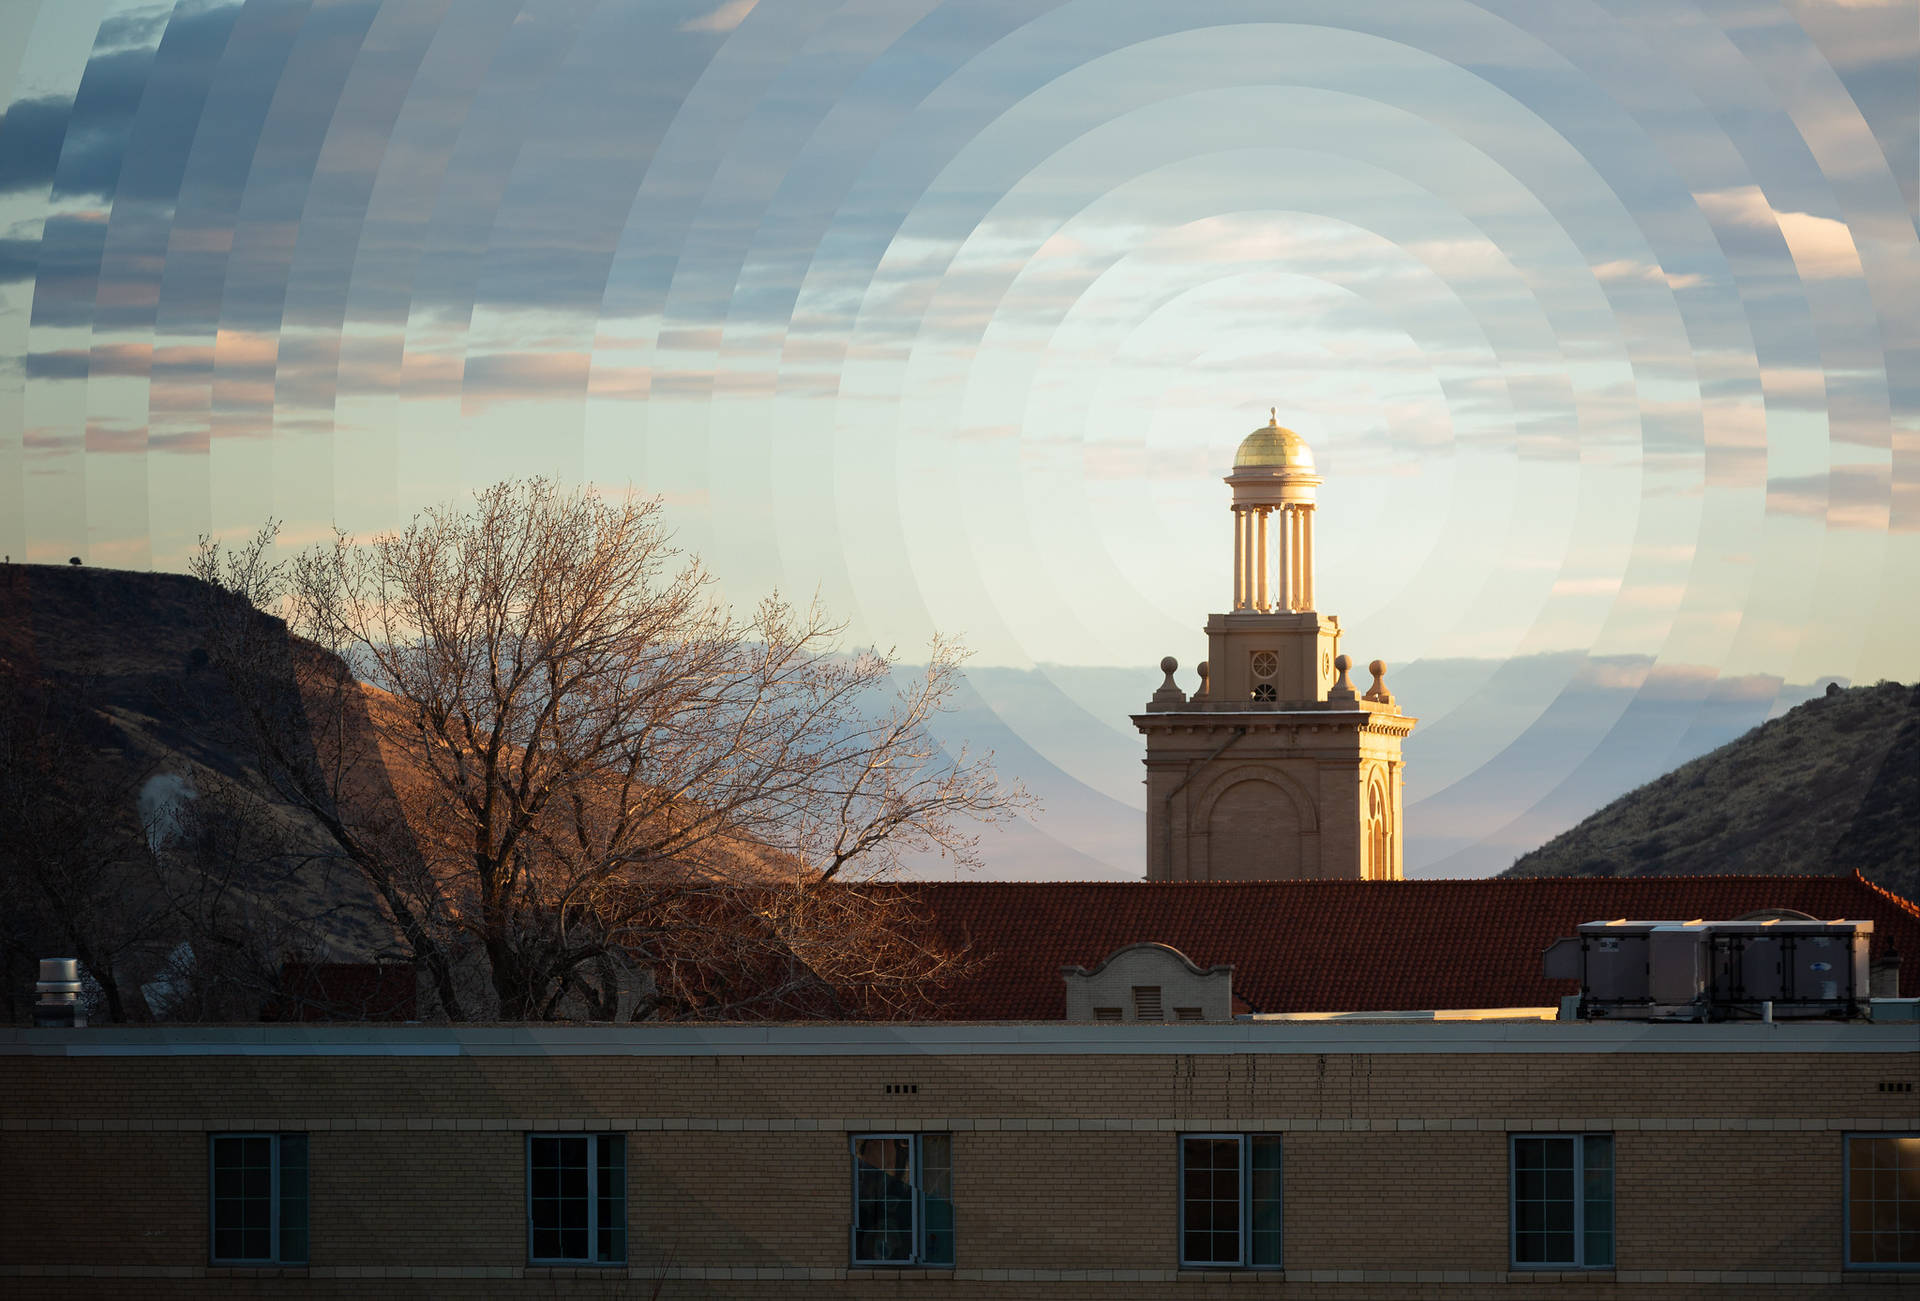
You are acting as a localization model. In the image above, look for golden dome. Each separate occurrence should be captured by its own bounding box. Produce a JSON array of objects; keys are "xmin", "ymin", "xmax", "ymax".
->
[{"xmin": 1233, "ymin": 410, "xmax": 1314, "ymax": 471}]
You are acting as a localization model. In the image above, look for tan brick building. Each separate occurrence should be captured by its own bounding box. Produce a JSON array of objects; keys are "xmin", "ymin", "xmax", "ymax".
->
[{"xmin": 5, "ymin": 1019, "xmax": 1919, "ymax": 1298}]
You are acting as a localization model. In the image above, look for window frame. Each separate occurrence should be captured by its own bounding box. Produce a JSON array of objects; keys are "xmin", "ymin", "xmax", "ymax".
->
[
  {"xmin": 1844, "ymin": 1132, "xmax": 1920, "ymax": 1270},
  {"xmin": 208, "ymin": 1131, "xmax": 308, "ymax": 1266},
  {"xmin": 525, "ymin": 1132, "xmax": 626, "ymax": 1266},
  {"xmin": 1508, "ymin": 1132, "xmax": 1614, "ymax": 1270},
  {"xmin": 1177, "ymin": 1132, "xmax": 1283, "ymax": 1270},
  {"xmin": 848, "ymin": 1131, "xmax": 954, "ymax": 1268}
]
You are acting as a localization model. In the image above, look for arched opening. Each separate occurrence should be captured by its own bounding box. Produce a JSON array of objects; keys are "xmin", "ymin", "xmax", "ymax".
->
[{"xmin": 1366, "ymin": 778, "xmax": 1390, "ymax": 880}]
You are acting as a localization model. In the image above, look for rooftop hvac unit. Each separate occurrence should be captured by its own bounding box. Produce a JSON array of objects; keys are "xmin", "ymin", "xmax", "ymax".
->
[
  {"xmin": 1704, "ymin": 921, "xmax": 1871, "ymax": 1017},
  {"xmin": 1540, "ymin": 919, "xmax": 1872, "ymax": 1022}
]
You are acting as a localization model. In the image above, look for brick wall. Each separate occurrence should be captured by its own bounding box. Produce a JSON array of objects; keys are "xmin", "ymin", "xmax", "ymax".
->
[{"xmin": 2, "ymin": 1037, "xmax": 1917, "ymax": 1297}]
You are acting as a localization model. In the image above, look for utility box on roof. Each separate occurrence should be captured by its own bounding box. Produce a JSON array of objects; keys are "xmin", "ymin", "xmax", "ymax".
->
[
  {"xmin": 1705, "ymin": 920, "xmax": 1872, "ymax": 1016},
  {"xmin": 1545, "ymin": 920, "xmax": 1666, "ymax": 1008},
  {"xmin": 1541, "ymin": 918, "xmax": 1873, "ymax": 1021},
  {"xmin": 1649, "ymin": 923, "xmax": 1713, "ymax": 1005}
]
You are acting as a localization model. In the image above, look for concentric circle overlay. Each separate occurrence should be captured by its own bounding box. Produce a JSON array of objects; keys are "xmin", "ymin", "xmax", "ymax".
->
[{"xmin": 2, "ymin": 1, "xmax": 1913, "ymax": 877}]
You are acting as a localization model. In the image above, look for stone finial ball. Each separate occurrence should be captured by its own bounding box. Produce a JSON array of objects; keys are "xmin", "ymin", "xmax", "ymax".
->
[
  {"xmin": 1334, "ymin": 654, "xmax": 1351, "ymax": 671},
  {"xmin": 1197, "ymin": 660, "xmax": 1210, "ymax": 677},
  {"xmin": 1369, "ymin": 659, "xmax": 1386, "ymax": 677},
  {"xmin": 1159, "ymin": 655, "xmax": 1178, "ymax": 675}
]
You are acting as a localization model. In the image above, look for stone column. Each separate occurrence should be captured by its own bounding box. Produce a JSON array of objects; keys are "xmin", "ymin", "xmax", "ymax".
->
[
  {"xmin": 1244, "ymin": 508, "xmax": 1254, "ymax": 609},
  {"xmin": 1255, "ymin": 507, "xmax": 1269, "ymax": 611},
  {"xmin": 1232, "ymin": 508, "xmax": 1244, "ymax": 609},
  {"xmin": 1302, "ymin": 505, "xmax": 1314, "ymax": 610},
  {"xmin": 1276, "ymin": 505, "xmax": 1291, "ymax": 611}
]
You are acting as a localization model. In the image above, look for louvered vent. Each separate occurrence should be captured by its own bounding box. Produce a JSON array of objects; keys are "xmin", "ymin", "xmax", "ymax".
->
[{"xmin": 1132, "ymin": 985, "xmax": 1163, "ymax": 1021}]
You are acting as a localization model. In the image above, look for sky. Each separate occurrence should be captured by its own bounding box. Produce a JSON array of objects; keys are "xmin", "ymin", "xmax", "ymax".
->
[{"xmin": 1, "ymin": 0, "xmax": 1915, "ymax": 878}]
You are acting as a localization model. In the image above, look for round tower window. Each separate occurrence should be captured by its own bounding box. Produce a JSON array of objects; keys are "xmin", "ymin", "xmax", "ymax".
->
[{"xmin": 1251, "ymin": 651, "xmax": 1277, "ymax": 679}]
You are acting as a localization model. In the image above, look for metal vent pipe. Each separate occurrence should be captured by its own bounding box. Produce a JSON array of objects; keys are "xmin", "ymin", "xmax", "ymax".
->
[{"xmin": 34, "ymin": 958, "xmax": 84, "ymax": 1028}]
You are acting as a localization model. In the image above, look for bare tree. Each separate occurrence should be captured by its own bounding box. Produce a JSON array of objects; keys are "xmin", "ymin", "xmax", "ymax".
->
[{"xmin": 194, "ymin": 479, "xmax": 1028, "ymax": 1021}]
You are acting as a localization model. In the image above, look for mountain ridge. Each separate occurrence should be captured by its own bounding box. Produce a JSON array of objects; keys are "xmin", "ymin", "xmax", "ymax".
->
[{"xmin": 1502, "ymin": 679, "xmax": 1919, "ymax": 897}]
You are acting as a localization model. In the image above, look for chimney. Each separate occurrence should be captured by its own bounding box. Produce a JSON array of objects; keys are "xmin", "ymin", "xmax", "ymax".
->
[
  {"xmin": 1871, "ymin": 948, "xmax": 1903, "ymax": 999},
  {"xmin": 34, "ymin": 958, "xmax": 84, "ymax": 1028}
]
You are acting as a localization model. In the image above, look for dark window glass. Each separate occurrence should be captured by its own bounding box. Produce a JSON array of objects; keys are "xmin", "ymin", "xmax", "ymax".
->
[
  {"xmin": 1581, "ymin": 1134, "xmax": 1613, "ymax": 1268},
  {"xmin": 1249, "ymin": 1136, "xmax": 1284, "ymax": 1267},
  {"xmin": 1181, "ymin": 1136, "xmax": 1244, "ymax": 1266},
  {"xmin": 851, "ymin": 1133, "xmax": 954, "ymax": 1266},
  {"xmin": 1178, "ymin": 1133, "xmax": 1283, "ymax": 1269},
  {"xmin": 852, "ymin": 1136, "xmax": 916, "ymax": 1263},
  {"xmin": 528, "ymin": 1134, "xmax": 624, "ymax": 1264},
  {"xmin": 210, "ymin": 1133, "xmax": 307, "ymax": 1264},
  {"xmin": 277, "ymin": 1134, "xmax": 309, "ymax": 1265},
  {"xmin": 1513, "ymin": 1134, "xmax": 1612, "ymax": 1268},
  {"xmin": 596, "ymin": 1136, "xmax": 626, "ymax": 1265},
  {"xmin": 920, "ymin": 1134, "xmax": 954, "ymax": 1267},
  {"xmin": 1848, "ymin": 1136, "xmax": 1920, "ymax": 1267}
]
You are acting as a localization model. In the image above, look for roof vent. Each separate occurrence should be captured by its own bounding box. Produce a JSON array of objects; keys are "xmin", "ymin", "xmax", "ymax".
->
[{"xmin": 34, "ymin": 958, "xmax": 84, "ymax": 1028}]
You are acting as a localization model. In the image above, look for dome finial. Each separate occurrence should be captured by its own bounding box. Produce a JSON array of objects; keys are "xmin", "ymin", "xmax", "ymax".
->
[{"xmin": 1269, "ymin": 407, "xmax": 1277, "ymax": 425}]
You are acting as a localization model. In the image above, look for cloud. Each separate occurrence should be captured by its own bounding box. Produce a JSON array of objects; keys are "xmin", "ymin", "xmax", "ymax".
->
[
  {"xmin": 1695, "ymin": 186, "xmax": 1865, "ymax": 279},
  {"xmin": 1550, "ymin": 576, "xmax": 1623, "ymax": 597},
  {"xmin": 1766, "ymin": 464, "xmax": 1894, "ymax": 530},
  {"xmin": 680, "ymin": 0, "xmax": 757, "ymax": 34},
  {"xmin": 0, "ymin": 5, "xmax": 243, "ymax": 199},
  {"xmin": 1590, "ymin": 259, "xmax": 1706, "ymax": 290},
  {"xmin": 21, "ymin": 343, "xmax": 139, "ymax": 380}
]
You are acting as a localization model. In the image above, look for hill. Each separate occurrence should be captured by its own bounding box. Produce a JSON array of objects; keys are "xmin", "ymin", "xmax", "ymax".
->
[
  {"xmin": 1, "ymin": 562, "xmax": 835, "ymax": 1023},
  {"xmin": 0, "ymin": 561, "xmax": 401, "ymax": 1020},
  {"xmin": 1503, "ymin": 680, "xmax": 1920, "ymax": 896}
]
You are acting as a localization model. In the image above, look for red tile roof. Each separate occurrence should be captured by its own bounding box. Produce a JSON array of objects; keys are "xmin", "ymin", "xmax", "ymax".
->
[{"xmin": 888, "ymin": 873, "xmax": 1920, "ymax": 1019}]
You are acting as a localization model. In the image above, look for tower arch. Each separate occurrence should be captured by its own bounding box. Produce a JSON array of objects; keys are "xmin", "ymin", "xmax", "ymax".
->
[{"xmin": 1191, "ymin": 764, "xmax": 1321, "ymax": 882}]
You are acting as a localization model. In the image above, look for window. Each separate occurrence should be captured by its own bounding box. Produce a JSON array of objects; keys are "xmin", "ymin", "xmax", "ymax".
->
[
  {"xmin": 209, "ymin": 1133, "xmax": 307, "ymax": 1265},
  {"xmin": 1179, "ymin": 1134, "xmax": 1282, "ymax": 1268},
  {"xmin": 1847, "ymin": 1134, "xmax": 1920, "ymax": 1268},
  {"xmin": 527, "ymin": 1134, "xmax": 625, "ymax": 1264},
  {"xmin": 850, "ymin": 1133, "xmax": 953, "ymax": 1266},
  {"xmin": 1365, "ymin": 779, "xmax": 1389, "ymax": 880},
  {"xmin": 1511, "ymin": 1134, "xmax": 1612, "ymax": 1268}
]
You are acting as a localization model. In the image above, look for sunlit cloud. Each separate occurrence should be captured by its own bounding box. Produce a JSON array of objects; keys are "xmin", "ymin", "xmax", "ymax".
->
[
  {"xmin": 1767, "ymin": 463, "xmax": 1897, "ymax": 530},
  {"xmin": 1695, "ymin": 185, "xmax": 1866, "ymax": 280},
  {"xmin": 1591, "ymin": 259, "xmax": 1706, "ymax": 290},
  {"xmin": 680, "ymin": 1, "xmax": 758, "ymax": 35}
]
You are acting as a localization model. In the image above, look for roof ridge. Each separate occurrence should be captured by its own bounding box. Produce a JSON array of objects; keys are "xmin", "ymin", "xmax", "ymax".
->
[{"xmin": 1852, "ymin": 868, "xmax": 1920, "ymax": 924}]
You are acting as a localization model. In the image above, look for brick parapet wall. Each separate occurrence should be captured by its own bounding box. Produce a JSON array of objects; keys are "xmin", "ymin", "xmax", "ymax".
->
[
  {"xmin": 2, "ymin": 1040, "xmax": 1917, "ymax": 1297},
  {"xmin": 7, "ymin": 1048, "xmax": 1919, "ymax": 1124}
]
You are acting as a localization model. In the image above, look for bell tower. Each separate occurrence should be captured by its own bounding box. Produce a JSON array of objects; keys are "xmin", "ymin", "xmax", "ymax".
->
[{"xmin": 1133, "ymin": 413, "xmax": 1415, "ymax": 882}]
